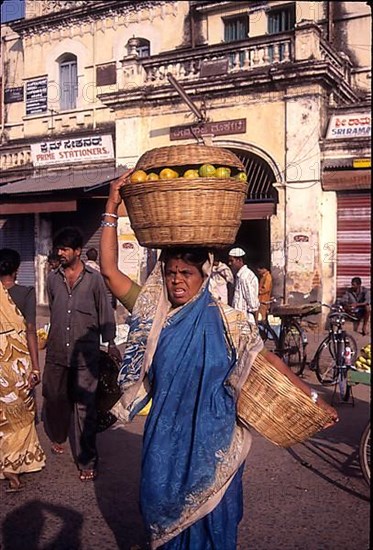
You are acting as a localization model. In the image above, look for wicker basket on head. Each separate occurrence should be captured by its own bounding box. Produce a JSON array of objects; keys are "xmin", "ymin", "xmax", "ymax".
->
[
  {"xmin": 237, "ymin": 353, "xmax": 334, "ymax": 447},
  {"xmin": 120, "ymin": 144, "xmax": 248, "ymax": 248}
]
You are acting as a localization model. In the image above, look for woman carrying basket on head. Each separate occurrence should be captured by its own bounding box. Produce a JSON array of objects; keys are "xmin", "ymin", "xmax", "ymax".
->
[{"xmin": 100, "ymin": 173, "xmax": 338, "ymax": 550}]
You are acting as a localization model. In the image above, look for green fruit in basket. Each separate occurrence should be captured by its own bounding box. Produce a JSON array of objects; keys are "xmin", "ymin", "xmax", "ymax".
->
[
  {"xmin": 235, "ymin": 172, "xmax": 248, "ymax": 182},
  {"xmin": 130, "ymin": 170, "xmax": 148, "ymax": 183},
  {"xmin": 159, "ymin": 167, "xmax": 179, "ymax": 179},
  {"xmin": 215, "ymin": 167, "xmax": 231, "ymax": 178},
  {"xmin": 183, "ymin": 169, "xmax": 199, "ymax": 178},
  {"xmin": 146, "ymin": 172, "xmax": 159, "ymax": 181},
  {"xmin": 359, "ymin": 356, "xmax": 367, "ymax": 364},
  {"xmin": 199, "ymin": 164, "xmax": 216, "ymax": 177}
]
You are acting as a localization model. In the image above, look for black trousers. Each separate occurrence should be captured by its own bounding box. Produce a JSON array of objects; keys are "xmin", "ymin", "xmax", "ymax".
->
[{"xmin": 42, "ymin": 362, "xmax": 99, "ymax": 470}]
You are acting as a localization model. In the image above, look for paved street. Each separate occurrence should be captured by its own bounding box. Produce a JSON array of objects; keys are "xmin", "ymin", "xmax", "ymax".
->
[{"xmin": 1, "ymin": 322, "xmax": 370, "ymax": 550}]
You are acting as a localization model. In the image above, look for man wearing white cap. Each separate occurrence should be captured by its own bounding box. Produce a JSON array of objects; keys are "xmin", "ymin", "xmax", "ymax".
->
[{"xmin": 228, "ymin": 247, "xmax": 259, "ymax": 324}]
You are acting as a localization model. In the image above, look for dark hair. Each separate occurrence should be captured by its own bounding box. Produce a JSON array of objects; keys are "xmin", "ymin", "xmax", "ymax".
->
[
  {"xmin": 53, "ymin": 227, "xmax": 83, "ymax": 250},
  {"xmin": 162, "ymin": 247, "xmax": 209, "ymax": 275},
  {"xmin": 47, "ymin": 251, "xmax": 60, "ymax": 262},
  {"xmin": 351, "ymin": 277, "xmax": 362, "ymax": 285},
  {"xmin": 0, "ymin": 248, "xmax": 21, "ymax": 276},
  {"xmin": 86, "ymin": 247, "xmax": 98, "ymax": 261}
]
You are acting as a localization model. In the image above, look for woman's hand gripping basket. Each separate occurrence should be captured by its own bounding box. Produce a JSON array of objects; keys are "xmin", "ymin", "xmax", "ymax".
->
[
  {"xmin": 237, "ymin": 353, "xmax": 335, "ymax": 447},
  {"xmin": 120, "ymin": 144, "xmax": 248, "ymax": 248}
]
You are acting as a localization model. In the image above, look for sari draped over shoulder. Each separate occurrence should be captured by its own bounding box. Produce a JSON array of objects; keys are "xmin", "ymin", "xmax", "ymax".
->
[
  {"xmin": 0, "ymin": 284, "xmax": 46, "ymax": 477},
  {"xmin": 112, "ymin": 256, "xmax": 263, "ymax": 549}
]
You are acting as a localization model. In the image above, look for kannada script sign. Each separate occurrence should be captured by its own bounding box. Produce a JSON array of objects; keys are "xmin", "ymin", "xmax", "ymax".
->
[
  {"xmin": 170, "ymin": 119, "xmax": 246, "ymax": 141},
  {"xmin": 326, "ymin": 113, "xmax": 371, "ymax": 139},
  {"xmin": 31, "ymin": 135, "xmax": 114, "ymax": 166}
]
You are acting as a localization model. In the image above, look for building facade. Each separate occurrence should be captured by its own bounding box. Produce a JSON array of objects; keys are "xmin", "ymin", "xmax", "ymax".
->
[{"xmin": 0, "ymin": 0, "xmax": 371, "ymax": 308}]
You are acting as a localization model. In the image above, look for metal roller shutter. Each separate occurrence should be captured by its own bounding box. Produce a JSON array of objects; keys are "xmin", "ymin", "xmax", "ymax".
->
[
  {"xmin": 0, "ymin": 214, "xmax": 35, "ymax": 286},
  {"xmin": 337, "ymin": 193, "xmax": 371, "ymax": 295}
]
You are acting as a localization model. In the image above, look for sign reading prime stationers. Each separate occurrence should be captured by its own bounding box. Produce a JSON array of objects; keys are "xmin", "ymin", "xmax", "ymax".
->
[
  {"xmin": 170, "ymin": 119, "xmax": 246, "ymax": 141},
  {"xmin": 31, "ymin": 135, "xmax": 114, "ymax": 166},
  {"xmin": 326, "ymin": 113, "xmax": 371, "ymax": 139},
  {"xmin": 26, "ymin": 78, "xmax": 48, "ymax": 115}
]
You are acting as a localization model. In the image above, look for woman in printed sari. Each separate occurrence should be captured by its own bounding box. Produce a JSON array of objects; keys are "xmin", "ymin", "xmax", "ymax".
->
[
  {"xmin": 100, "ymin": 175, "xmax": 338, "ymax": 549},
  {"xmin": 0, "ymin": 248, "xmax": 46, "ymax": 492}
]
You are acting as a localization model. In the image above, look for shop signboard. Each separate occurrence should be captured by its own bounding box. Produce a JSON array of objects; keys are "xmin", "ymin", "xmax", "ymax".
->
[
  {"xmin": 326, "ymin": 113, "xmax": 371, "ymax": 139},
  {"xmin": 26, "ymin": 78, "xmax": 48, "ymax": 115},
  {"xmin": 4, "ymin": 86, "xmax": 24, "ymax": 104},
  {"xmin": 30, "ymin": 134, "xmax": 114, "ymax": 166},
  {"xmin": 170, "ymin": 118, "xmax": 246, "ymax": 140}
]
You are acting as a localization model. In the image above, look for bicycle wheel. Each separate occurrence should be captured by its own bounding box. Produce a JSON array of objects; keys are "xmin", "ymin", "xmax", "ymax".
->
[
  {"xmin": 281, "ymin": 321, "xmax": 306, "ymax": 376},
  {"xmin": 338, "ymin": 368, "xmax": 351, "ymax": 401},
  {"xmin": 359, "ymin": 422, "xmax": 371, "ymax": 485},
  {"xmin": 315, "ymin": 336, "xmax": 339, "ymax": 385}
]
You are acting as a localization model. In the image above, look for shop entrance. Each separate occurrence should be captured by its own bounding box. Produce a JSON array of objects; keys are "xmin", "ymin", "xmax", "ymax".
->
[{"xmin": 235, "ymin": 219, "xmax": 271, "ymax": 270}]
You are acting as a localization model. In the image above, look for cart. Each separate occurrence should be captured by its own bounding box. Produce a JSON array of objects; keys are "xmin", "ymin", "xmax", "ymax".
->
[{"xmin": 347, "ymin": 369, "xmax": 371, "ymax": 485}]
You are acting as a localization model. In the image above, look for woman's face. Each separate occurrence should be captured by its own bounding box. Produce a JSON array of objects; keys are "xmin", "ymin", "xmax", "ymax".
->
[{"xmin": 165, "ymin": 258, "xmax": 204, "ymax": 307}]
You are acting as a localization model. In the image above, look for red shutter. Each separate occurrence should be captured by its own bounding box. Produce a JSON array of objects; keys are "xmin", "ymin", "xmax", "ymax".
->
[{"xmin": 337, "ymin": 193, "xmax": 371, "ymax": 295}]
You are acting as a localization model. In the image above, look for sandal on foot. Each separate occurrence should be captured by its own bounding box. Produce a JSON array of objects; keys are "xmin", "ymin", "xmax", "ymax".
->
[
  {"xmin": 5, "ymin": 483, "xmax": 24, "ymax": 493},
  {"xmin": 51, "ymin": 443, "xmax": 64, "ymax": 455},
  {"xmin": 79, "ymin": 469, "xmax": 97, "ymax": 482},
  {"xmin": 4, "ymin": 474, "xmax": 23, "ymax": 493}
]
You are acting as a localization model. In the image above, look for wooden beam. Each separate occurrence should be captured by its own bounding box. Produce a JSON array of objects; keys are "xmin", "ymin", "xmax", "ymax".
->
[{"xmin": 0, "ymin": 200, "xmax": 77, "ymax": 215}]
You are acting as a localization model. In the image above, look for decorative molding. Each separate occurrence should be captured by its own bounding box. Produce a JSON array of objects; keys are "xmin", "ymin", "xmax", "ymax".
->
[{"xmin": 13, "ymin": 1, "xmax": 178, "ymax": 38}]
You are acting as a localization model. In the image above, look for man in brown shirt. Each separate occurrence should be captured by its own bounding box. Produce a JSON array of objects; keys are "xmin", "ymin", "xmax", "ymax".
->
[
  {"xmin": 42, "ymin": 227, "xmax": 120, "ymax": 481},
  {"xmin": 257, "ymin": 265, "xmax": 273, "ymax": 321}
]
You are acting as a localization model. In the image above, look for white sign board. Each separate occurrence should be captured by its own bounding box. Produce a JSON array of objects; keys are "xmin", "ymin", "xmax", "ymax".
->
[
  {"xmin": 326, "ymin": 113, "xmax": 370, "ymax": 139},
  {"xmin": 31, "ymin": 134, "xmax": 114, "ymax": 166}
]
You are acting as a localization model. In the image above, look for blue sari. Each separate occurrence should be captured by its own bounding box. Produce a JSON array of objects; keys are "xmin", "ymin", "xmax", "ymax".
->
[
  {"xmin": 142, "ymin": 288, "xmax": 241, "ymax": 548},
  {"xmin": 113, "ymin": 259, "xmax": 262, "ymax": 549}
]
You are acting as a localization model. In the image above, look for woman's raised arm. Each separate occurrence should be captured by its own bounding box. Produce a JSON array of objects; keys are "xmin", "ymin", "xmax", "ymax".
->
[{"xmin": 100, "ymin": 171, "xmax": 134, "ymax": 299}]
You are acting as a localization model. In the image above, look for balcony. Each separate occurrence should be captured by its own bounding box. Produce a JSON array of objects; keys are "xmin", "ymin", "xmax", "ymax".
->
[{"xmin": 115, "ymin": 22, "xmax": 352, "ymax": 94}]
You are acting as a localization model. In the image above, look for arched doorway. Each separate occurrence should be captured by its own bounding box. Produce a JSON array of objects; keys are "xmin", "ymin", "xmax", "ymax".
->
[{"xmin": 224, "ymin": 146, "xmax": 279, "ymax": 273}]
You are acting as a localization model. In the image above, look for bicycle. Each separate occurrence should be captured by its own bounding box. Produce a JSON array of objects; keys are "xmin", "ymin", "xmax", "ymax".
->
[
  {"xmin": 309, "ymin": 303, "xmax": 358, "ymax": 401},
  {"xmin": 258, "ymin": 300, "xmax": 313, "ymax": 375}
]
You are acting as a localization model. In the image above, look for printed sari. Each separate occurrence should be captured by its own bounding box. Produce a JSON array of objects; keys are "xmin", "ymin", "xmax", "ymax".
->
[
  {"xmin": 112, "ymin": 255, "xmax": 262, "ymax": 549},
  {"xmin": 0, "ymin": 283, "xmax": 46, "ymax": 478}
]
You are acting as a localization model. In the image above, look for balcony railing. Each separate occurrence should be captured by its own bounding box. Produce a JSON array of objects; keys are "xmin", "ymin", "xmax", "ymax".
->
[
  {"xmin": 118, "ymin": 23, "xmax": 352, "ymax": 91},
  {"xmin": 139, "ymin": 35, "xmax": 293, "ymax": 86}
]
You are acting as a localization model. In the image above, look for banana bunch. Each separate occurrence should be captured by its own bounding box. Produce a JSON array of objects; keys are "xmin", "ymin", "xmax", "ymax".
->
[{"xmin": 355, "ymin": 344, "xmax": 371, "ymax": 372}]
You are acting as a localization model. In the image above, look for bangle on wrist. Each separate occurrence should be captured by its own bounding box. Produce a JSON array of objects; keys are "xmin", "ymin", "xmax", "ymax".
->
[
  {"xmin": 102, "ymin": 212, "xmax": 118, "ymax": 219},
  {"xmin": 101, "ymin": 221, "xmax": 118, "ymax": 228}
]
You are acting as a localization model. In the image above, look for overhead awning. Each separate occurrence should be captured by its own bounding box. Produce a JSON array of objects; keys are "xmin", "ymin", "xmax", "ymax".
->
[
  {"xmin": 322, "ymin": 169, "xmax": 371, "ymax": 191},
  {"xmin": 0, "ymin": 166, "xmax": 127, "ymax": 195},
  {"xmin": 242, "ymin": 201, "xmax": 276, "ymax": 219},
  {"xmin": 0, "ymin": 166, "xmax": 128, "ymax": 214}
]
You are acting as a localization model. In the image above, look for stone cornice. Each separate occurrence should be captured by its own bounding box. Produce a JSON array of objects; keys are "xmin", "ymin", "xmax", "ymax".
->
[{"xmin": 9, "ymin": 0, "xmax": 176, "ymax": 37}]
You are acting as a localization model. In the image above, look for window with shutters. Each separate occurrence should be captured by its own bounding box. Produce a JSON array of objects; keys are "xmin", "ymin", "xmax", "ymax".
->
[
  {"xmin": 267, "ymin": 4, "xmax": 295, "ymax": 61},
  {"xmin": 59, "ymin": 54, "xmax": 78, "ymax": 111},
  {"xmin": 137, "ymin": 38, "xmax": 150, "ymax": 58},
  {"xmin": 223, "ymin": 15, "xmax": 249, "ymax": 42},
  {"xmin": 267, "ymin": 4, "xmax": 295, "ymax": 34}
]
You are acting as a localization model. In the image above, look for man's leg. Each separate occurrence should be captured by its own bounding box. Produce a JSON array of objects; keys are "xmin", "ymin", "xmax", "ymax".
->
[
  {"xmin": 72, "ymin": 363, "xmax": 99, "ymax": 473},
  {"xmin": 362, "ymin": 305, "xmax": 370, "ymax": 335},
  {"xmin": 42, "ymin": 363, "xmax": 72, "ymax": 447}
]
